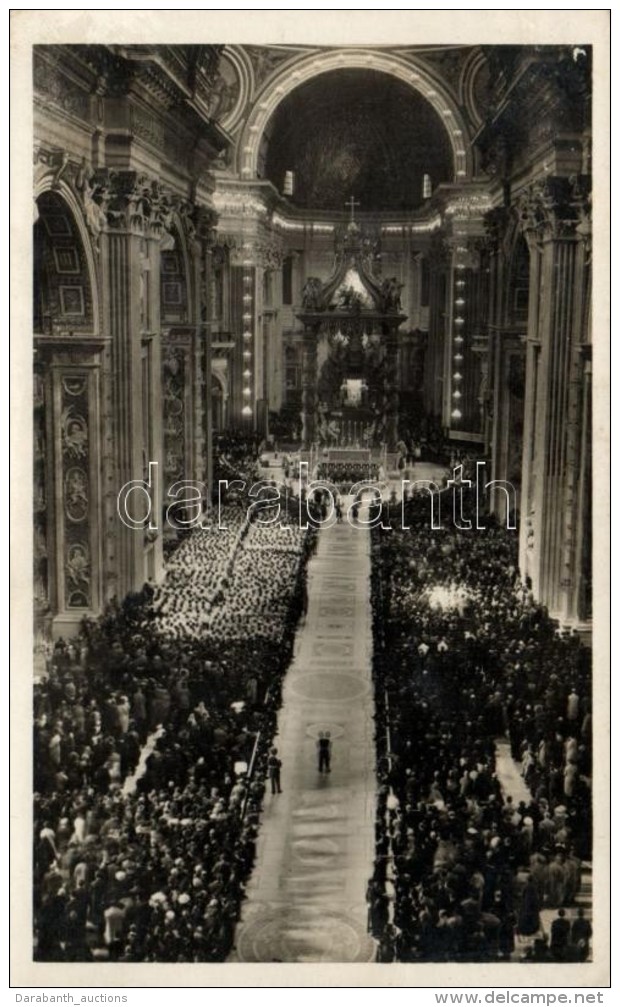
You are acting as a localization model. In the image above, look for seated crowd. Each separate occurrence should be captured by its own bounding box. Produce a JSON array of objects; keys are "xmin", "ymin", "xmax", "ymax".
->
[
  {"xmin": 157, "ymin": 505, "xmax": 247, "ymax": 635},
  {"xmin": 33, "ymin": 484, "xmax": 317, "ymax": 962},
  {"xmin": 368, "ymin": 490, "xmax": 592, "ymax": 963}
]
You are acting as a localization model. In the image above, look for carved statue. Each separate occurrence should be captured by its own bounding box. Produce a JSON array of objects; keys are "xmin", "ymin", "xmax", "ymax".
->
[
  {"xmin": 380, "ymin": 277, "xmax": 404, "ymax": 313},
  {"xmin": 60, "ymin": 406, "xmax": 88, "ymax": 459},
  {"xmin": 66, "ymin": 543, "xmax": 90, "ymax": 590},
  {"xmin": 301, "ymin": 277, "xmax": 326, "ymax": 311},
  {"xmin": 51, "ymin": 151, "xmax": 70, "ymax": 190},
  {"xmin": 75, "ymin": 159, "xmax": 108, "ymax": 241},
  {"xmin": 207, "ymin": 72, "xmax": 237, "ymax": 121},
  {"xmin": 336, "ymin": 285, "xmax": 363, "ymax": 311}
]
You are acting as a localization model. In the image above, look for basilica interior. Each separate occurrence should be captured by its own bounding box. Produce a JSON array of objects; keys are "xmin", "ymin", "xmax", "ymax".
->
[{"xmin": 31, "ymin": 43, "xmax": 595, "ymax": 966}]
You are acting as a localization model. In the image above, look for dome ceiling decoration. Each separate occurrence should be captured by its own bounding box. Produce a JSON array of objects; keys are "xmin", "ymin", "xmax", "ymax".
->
[{"xmin": 260, "ymin": 69, "xmax": 453, "ymax": 212}]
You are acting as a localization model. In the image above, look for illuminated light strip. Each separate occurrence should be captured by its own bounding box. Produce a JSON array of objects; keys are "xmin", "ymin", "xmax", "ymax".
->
[
  {"xmin": 270, "ymin": 213, "xmax": 335, "ymax": 233},
  {"xmin": 241, "ymin": 251, "xmax": 253, "ymax": 419},
  {"xmin": 216, "ymin": 199, "xmax": 441, "ymax": 236},
  {"xmin": 451, "ymin": 236, "xmax": 469, "ymax": 424},
  {"xmin": 411, "ymin": 216, "xmax": 442, "ymax": 232},
  {"xmin": 271, "ymin": 213, "xmax": 305, "ymax": 231},
  {"xmin": 382, "ymin": 214, "xmax": 442, "ymax": 235},
  {"xmin": 212, "ymin": 190, "xmax": 268, "ymax": 217},
  {"xmin": 445, "ymin": 197, "xmax": 494, "ymax": 216}
]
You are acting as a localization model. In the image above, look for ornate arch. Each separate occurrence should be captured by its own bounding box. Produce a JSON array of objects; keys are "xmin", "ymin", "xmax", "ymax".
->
[
  {"xmin": 460, "ymin": 47, "xmax": 491, "ymax": 131},
  {"xmin": 235, "ymin": 48, "xmax": 473, "ymax": 182},
  {"xmin": 216, "ymin": 45, "xmax": 256, "ymax": 135},
  {"xmin": 34, "ymin": 172, "xmax": 101, "ymax": 335}
]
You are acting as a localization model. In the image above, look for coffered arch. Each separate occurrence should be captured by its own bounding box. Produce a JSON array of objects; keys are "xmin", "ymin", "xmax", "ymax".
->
[
  {"xmin": 33, "ymin": 174, "xmax": 101, "ymax": 337},
  {"xmin": 235, "ymin": 48, "xmax": 474, "ymax": 184}
]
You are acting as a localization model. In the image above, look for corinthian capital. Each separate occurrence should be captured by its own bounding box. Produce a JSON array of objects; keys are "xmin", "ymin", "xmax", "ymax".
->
[
  {"xmin": 516, "ymin": 176, "xmax": 591, "ymax": 247},
  {"xmin": 92, "ymin": 170, "xmax": 172, "ymax": 238}
]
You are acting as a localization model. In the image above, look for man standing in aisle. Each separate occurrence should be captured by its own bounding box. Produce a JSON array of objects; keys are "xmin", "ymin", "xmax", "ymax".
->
[
  {"xmin": 317, "ymin": 731, "xmax": 332, "ymax": 773},
  {"xmin": 268, "ymin": 747, "xmax": 282, "ymax": 794}
]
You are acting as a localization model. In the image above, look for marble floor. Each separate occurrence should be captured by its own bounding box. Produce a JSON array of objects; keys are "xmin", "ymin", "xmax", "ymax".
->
[
  {"xmin": 229, "ymin": 511, "xmax": 377, "ymax": 963},
  {"xmin": 494, "ymin": 740, "xmax": 533, "ymax": 806}
]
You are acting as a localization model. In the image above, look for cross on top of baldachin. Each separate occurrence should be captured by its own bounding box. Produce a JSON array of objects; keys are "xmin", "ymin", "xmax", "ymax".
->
[{"xmin": 345, "ymin": 195, "xmax": 360, "ymax": 223}]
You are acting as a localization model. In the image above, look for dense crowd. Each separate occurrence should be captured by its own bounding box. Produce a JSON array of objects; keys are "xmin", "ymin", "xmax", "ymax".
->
[
  {"xmin": 161, "ymin": 432, "xmax": 260, "ymax": 563},
  {"xmin": 397, "ymin": 413, "xmax": 448, "ymax": 465},
  {"xmin": 368, "ymin": 488, "xmax": 592, "ymax": 963},
  {"xmin": 316, "ymin": 460, "xmax": 381, "ymax": 493},
  {"xmin": 212, "ymin": 430, "xmax": 261, "ymax": 490},
  {"xmin": 33, "ymin": 488, "xmax": 316, "ymax": 962},
  {"xmin": 32, "ymin": 419, "xmax": 594, "ymax": 965}
]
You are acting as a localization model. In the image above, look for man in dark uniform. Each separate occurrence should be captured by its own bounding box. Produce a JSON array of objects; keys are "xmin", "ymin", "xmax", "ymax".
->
[
  {"xmin": 550, "ymin": 908, "xmax": 571, "ymax": 961},
  {"xmin": 317, "ymin": 732, "xmax": 332, "ymax": 773},
  {"xmin": 571, "ymin": 908, "xmax": 592, "ymax": 961},
  {"xmin": 267, "ymin": 747, "xmax": 282, "ymax": 794}
]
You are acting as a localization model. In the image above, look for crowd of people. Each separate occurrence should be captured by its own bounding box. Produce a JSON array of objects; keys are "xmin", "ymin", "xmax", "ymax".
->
[
  {"xmin": 368, "ymin": 489, "xmax": 593, "ymax": 963},
  {"xmin": 212, "ymin": 430, "xmax": 261, "ymax": 490},
  {"xmin": 316, "ymin": 460, "xmax": 381, "ymax": 493},
  {"xmin": 33, "ymin": 482, "xmax": 317, "ymax": 962},
  {"xmin": 32, "ymin": 418, "xmax": 594, "ymax": 966},
  {"xmin": 397, "ymin": 413, "xmax": 448, "ymax": 466}
]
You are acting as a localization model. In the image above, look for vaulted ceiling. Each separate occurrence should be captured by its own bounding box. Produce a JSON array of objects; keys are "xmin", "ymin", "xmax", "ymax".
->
[{"xmin": 260, "ymin": 68, "xmax": 454, "ymax": 213}]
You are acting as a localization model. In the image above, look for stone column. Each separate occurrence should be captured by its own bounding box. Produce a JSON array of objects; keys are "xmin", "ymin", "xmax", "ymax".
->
[
  {"xmin": 471, "ymin": 334, "xmax": 491, "ymax": 452},
  {"xmin": 100, "ymin": 171, "xmax": 164, "ymax": 597},
  {"xmin": 489, "ymin": 332, "xmax": 525, "ymax": 523},
  {"xmin": 301, "ymin": 323, "xmax": 319, "ymax": 448},
  {"xmin": 201, "ymin": 254, "xmax": 214, "ymax": 498},
  {"xmin": 425, "ymin": 235, "xmax": 449, "ymax": 419},
  {"xmin": 481, "ymin": 207, "xmax": 513, "ymax": 479},
  {"xmin": 187, "ymin": 219, "xmax": 206, "ymax": 488},
  {"xmin": 383, "ymin": 325, "xmax": 400, "ymax": 449},
  {"xmin": 560, "ymin": 220, "xmax": 592, "ymax": 626},
  {"xmin": 516, "ymin": 177, "xmax": 592, "ymax": 620},
  {"xmin": 190, "ymin": 206, "xmax": 218, "ymax": 493},
  {"xmin": 563, "ymin": 347, "xmax": 592, "ymax": 626},
  {"xmin": 518, "ymin": 239, "xmax": 543, "ymax": 580}
]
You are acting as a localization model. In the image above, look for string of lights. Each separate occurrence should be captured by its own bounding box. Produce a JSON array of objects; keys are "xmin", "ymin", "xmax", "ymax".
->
[
  {"xmin": 451, "ymin": 219, "xmax": 468, "ymax": 423},
  {"xmin": 241, "ymin": 249, "xmax": 253, "ymax": 419}
]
